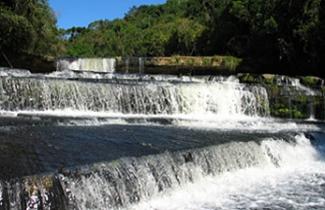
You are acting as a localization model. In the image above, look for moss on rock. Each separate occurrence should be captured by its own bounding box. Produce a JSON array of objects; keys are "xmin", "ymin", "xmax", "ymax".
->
[
  {"xmin": 270, "ymin": 103, "xmax": 306, "ymax": 119},
  {"xmin": 115, "ymin": 56, "xmax": 242, "ymax": 74},
  {"xmin": 300, "ymin": 76, "xmax": 323, "ymax": 88}
]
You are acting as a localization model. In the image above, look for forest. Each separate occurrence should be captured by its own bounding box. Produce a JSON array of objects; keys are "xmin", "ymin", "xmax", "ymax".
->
[{"xmin": 0, "ymin": 0, "xmax": 324, "ymax": 76}]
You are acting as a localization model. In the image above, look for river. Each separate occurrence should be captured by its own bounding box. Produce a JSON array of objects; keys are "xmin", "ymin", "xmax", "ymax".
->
[{"xmin": 0, "ymin": 69, "xmax": 324, "ymax": 210}]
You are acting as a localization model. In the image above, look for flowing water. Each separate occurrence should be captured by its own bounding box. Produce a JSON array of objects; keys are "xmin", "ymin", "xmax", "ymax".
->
[
  {"xmin": 56, "ymin": 58, "xmax": 116, "ymax": 73},
  {"xmin": 0, "ymin": 70, "xmax": 324, "ymax": 210}
]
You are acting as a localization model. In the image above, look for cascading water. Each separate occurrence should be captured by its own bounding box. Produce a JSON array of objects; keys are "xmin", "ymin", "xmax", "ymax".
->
[
  {"xmin": 0, "ymin": 70, "xmax": 325, "ymax": 210},
  {"xmin": 0, "ymin": 77, "xmax": 269, "ymax": 118},
  {"xmin": 56, "ymin": 58, "xmax": 116, "ymax": 73},
  {"xmin": 0, "ymin": 133, "xmax": 323, "ymax": 210},
  {"xmin": 132, "ymin": 135, "xmax": 325, "ymax": 210}
]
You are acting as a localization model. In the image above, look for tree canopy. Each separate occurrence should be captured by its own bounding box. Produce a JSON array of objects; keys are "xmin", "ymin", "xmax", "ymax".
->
[
  {"xmin": 60, "ymin": 0, "xmax": 324, "ymax": 76},
  {"xmin": 0, "ymin": 0, "xmax": 61, "ymax": 69},
  {"xmin": 0, "ymin": 0, "xmax": 324, "ymax": 76}
]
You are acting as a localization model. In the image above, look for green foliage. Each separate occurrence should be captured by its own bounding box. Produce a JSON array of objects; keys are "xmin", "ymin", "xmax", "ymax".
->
[
  {"xmin": 0, "ymin": 8, "xmax": 35, "ymax": 52},
  {"xmin": 1, "ymin": 0, "xmax": 324, "ymax": 76},
  {"xmin": 61, "ymin": 0, "xmax": 323, "ymax": 76},
  {"xmin": 238, "ymin": 73, "xmax": 259, "ymax": 83},
  {"xmin": 165, "ymin": 18, "xmax": 204, "ymax": 55},
  {"xmin": 222, "ymin": 56, "xmax": 242, "ymax": 72},
  {"xmin": 0, "ymin": 0, "xmax": 61, "ymax": 69},
  {"xmin": 62, "ymin": 0, "xmax": 205, "ymax": 57},
  {"xmin": 300, "ymin": 76, "xmax": 321, "ymax": 87},
  {"xmin": 271, "ymin": 103, "xmax": 305, "ymax": 119}
]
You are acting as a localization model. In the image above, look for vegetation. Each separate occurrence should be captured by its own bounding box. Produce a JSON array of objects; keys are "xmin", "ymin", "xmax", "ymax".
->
[
  {"xmin": 0, "ymin": 0, "xmax": 62, "ymax": 70},
  {"xmin": 0, "ymin": 0, "xmax": 324, "ymax": 76},
  {"xmin": 300, "ymin": 76, "xmax": 323, "ymax": 87}
]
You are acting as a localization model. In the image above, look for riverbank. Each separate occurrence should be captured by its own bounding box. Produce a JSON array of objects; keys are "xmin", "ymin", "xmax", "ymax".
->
[
  {"xmin": 237, "ymin": 74, "xmax": 325, "ymax": 120},
  {"xmin": 55, "ymin": 56, "xmax": 242, "ymax": 74},
  {"xmin": 4, "ymin": 55, "xmax": 323, "ymax": 79},
  {"xmin": 115, "ymin": 56, "xmax": 242, "ymax": 75}
]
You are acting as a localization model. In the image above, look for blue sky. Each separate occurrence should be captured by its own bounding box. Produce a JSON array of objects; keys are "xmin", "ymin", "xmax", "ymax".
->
[{"xmin": 49, "ymin": 0, "xmax": 166, "ymax": 29}]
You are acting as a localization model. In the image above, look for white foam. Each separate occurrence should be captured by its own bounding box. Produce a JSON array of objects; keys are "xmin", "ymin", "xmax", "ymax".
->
[
  {"xmin": 0, "ymin": 109, "xmax": 321, "ymax": 132},
  {"xmin": 130, "ymin": 135, "xmax": 325, "ymax": 210},
  {"xmin": 57, "ymin": 118, "xmax": 132, "ymax": 127},
  {"xmin": 291, "ymin": 78, "xmax": 316, "ymax": 96},
  {"xmin": 173, "ymin": 117, "xmax": 322, "ymax": 132},
  {"xmin": 56, "ymin": 58, "xmax": 116, "ymax": 73},
  {"xmin": 0, "ymin": 77, "xmax": 269, "ymax": 117},
  {"xmin": 0, "ymin": 68, "xmax": 31, "ymax": 77},
  {"xmin": 131, "ymin": 163, "xmax": 325, "ymax": 210}
]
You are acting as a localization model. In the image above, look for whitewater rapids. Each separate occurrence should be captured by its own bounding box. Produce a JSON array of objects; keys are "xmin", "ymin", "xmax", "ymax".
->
[{"xmin": 0, "ymin": 70, "xmax": 324, "ymax": 210}]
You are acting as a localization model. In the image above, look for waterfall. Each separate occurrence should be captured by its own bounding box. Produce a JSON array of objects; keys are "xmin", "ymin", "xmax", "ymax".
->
[
  {"xmin": 0, "ymin": 71, "xmax": 324, "ymax": 210},
  {"xmin": 0, "ymin": 77, "xmax": 269, "ymax": 118},
  {"xmin": 139, "ymin": 58, "xmax": 145, "ymax": 74},
  {"xmin": 308, "ymin": 98, "xmax": 316, "ymax": 120},
  {"xmin": 56, "ymin": 58, "xmax": 116, "ymax": 73},
  {"xmin": 0, "ymin": 133, "xmax": 320, "ymax": 210}
]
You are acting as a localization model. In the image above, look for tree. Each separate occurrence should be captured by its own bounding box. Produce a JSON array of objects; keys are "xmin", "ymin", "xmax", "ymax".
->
[
  {"xmin": 60, "ymin": 0, "xmax": 324, "ymax": 76},
  {"xmin": 0, "ymin": 0, "xmax": 61, "ymax": 69},
  {"xmin": 0, "ymin": 8, "xmax": 35, "ymax": 54},
  {"xmin": 318, "ymin": 0, "xmax": 325, "ymax": 71}
]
